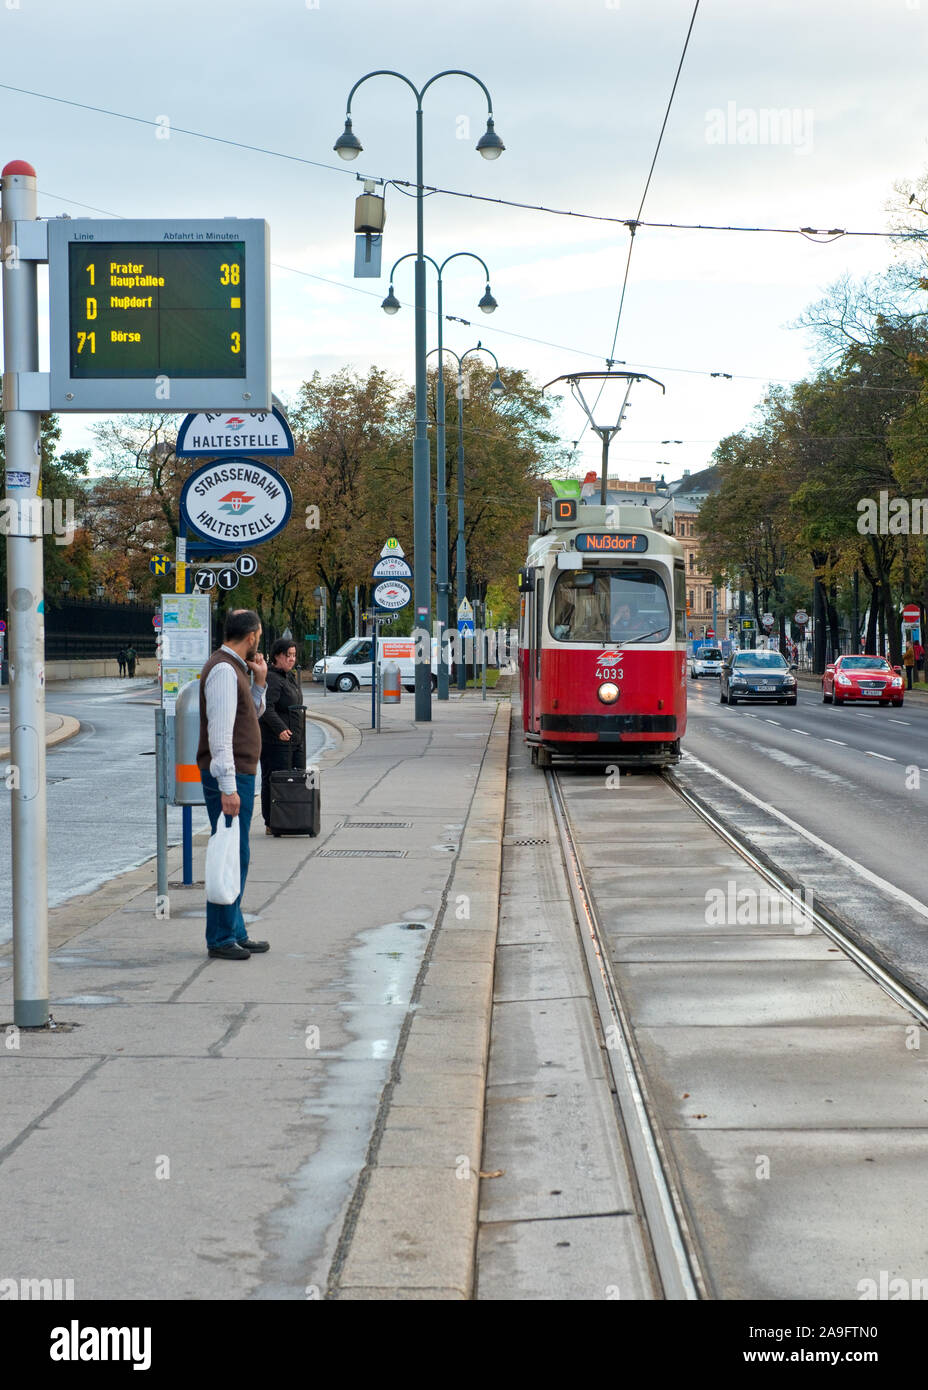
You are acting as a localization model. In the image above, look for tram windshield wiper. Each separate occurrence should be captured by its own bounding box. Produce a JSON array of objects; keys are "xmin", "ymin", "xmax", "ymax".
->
[{"xmin": 616, "ymin": 627, "xmax": 670, "ymax": 645}]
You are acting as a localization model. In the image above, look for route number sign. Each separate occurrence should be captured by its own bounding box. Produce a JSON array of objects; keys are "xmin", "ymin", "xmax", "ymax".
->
[{"xmin": 48, "ymin": 219, "xmax": 270, "ymax": 412}]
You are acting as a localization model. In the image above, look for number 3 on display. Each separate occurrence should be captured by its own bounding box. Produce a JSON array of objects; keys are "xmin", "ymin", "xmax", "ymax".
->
[{"xmin": 230, "ymin": 331, "xmax": 241, "ymax": 354}]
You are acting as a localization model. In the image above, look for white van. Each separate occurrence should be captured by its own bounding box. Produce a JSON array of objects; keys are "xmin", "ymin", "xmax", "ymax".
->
[{"xmin": 312, "ymin": 635, "xmax": 438, "ymax": 693}]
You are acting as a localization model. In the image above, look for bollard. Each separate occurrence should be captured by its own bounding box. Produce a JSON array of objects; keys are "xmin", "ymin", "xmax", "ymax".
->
[{"xmin": 382, "ymin": 660, "xmax": 401, "ymax": 704}]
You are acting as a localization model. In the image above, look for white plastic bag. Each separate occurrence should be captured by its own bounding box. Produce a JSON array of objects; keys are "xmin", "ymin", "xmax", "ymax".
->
[{"xmin": 205, "ymin": 816, "xmax": 241, "ymax": 905}]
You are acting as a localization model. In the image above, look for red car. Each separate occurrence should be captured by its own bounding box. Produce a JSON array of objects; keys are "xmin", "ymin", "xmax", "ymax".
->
[{"xmin": 822, "ymin": 654, "xmax": 905, "ymax": 706}]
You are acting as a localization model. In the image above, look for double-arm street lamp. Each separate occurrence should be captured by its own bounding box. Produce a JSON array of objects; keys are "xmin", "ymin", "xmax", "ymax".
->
[
  {"xmin": 335, "ymin": 70, "xmax": 504, "ymax": 721},
  {"xmin": 386, "ymin": 252, "xmax": 497, "ymax": 699}
]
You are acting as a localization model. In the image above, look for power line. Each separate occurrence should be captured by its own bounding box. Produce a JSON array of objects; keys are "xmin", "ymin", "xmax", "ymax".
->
[
  {"xmin": 578, "ymin": 0, "xmax": 701, "ymax": 445},
  {"xmin": 9, "ymin": 82, "xmax": 920, "ymax": 241}
]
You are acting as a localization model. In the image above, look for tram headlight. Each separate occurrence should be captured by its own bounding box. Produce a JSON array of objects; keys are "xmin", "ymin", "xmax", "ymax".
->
[{"xmin": 598, "ymin": 682, "xmax": 620, "ymax": 704}]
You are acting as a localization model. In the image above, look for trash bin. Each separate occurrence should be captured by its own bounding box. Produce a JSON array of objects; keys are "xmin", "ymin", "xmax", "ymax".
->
[
  {"xmin": 381, "ymin": 660, "xmax": 401, "ymax": 704},
  {"xmin": 173, "ymin": 678, "xmax": 205, "ymax": 805}
]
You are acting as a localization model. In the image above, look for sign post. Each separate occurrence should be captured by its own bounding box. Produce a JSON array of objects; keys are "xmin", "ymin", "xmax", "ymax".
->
[
  {"xmin": 1, "ymin": 161, "xmax": 48, "ymax": 1027},
  {"xmin": 0, "ymin": 181, "xmax": 276, "ymax": 1005},
  {"xmin": 371, "ymin": 542, "xmax": 412, "ymax": 730}
]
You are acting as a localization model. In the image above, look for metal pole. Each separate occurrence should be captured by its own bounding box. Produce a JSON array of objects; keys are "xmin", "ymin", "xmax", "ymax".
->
[
  {"xmin": 182, "ymin": 805, "xmax": 193, "ymax": 884},
  {"xmin": 321, "ymin": 590, "xmax": 327, "ymax": 697},
  {"xmin": 354, "ymin": 584, "xmax": 359, "ymax": 638},
  {"xmin": 599, "ymin": 431, "xmax": 610, "ymax": 507},
  {"xmin": 155, "ymin": 709, "xmax": 168, "ymax": 901},
  {"xmin": 371, "ymin": 616, "xmax": 379, "ymax": 731},
  {"xmin": 455, "ymin": 361, "xmax": 467, "ymax": 691},
  {"xmin": 412, "ymin": 105, "xmax": 432, "ymax": 721},
  {"xmin": 434, "ymin": 282, "xmax": 450, "ymax": 701},
  {"xmin": 376, "ymin": 619, "xmax": 383, "ymax": 731},
  {"xmin": 2, "ymin": 161, "xmax": 48, "ymax": 1027},
  {"xmin": 176, "ymin": 520, "xmax": 194, "ymax": 884}
]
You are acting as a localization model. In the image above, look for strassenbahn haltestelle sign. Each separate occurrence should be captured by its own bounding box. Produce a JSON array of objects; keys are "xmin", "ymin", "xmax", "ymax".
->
[{"xmin": 48, "ymin": 218, "xmax": 270, "ymax": 412}]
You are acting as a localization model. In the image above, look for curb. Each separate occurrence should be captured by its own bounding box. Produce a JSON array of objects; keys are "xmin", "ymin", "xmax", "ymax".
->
[
  {"xmin": 331, "ymin": 699, "xmax": 511, "ymax": 1301},
  {"xmin": 0, "ymin": 713, "xmax": 81, "ymax": 762},
  {"xmin": 304, "ymin": 707, "xmax": 363, "ymax": 765}
]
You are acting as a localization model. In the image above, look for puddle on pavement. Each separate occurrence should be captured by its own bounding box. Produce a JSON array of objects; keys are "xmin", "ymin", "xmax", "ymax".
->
[
  {"xmin": 256, "ymin": 917, "xmax": 432, "ymax": 1297},
  {"xmin": 52, "ymin": 994, "xmax": 121, "ymax": 1006}
]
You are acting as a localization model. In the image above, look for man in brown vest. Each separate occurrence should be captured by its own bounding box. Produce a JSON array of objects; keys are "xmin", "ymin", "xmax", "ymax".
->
[{"xmin": 198, "ymin": 609, "xmax": 269, "ymax": 959}]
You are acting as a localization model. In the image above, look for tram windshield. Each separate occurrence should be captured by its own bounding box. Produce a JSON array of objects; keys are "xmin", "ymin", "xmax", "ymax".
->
[{"xmin": 550, "ymin": 569, "xmax": 672, "ymax": 643}]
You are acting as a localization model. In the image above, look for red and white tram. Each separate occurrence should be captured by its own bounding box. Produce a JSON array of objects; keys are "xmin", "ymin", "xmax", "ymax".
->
[{"xmin": 519, "ymin": 491, "xmax": 687, "ymax": 767}]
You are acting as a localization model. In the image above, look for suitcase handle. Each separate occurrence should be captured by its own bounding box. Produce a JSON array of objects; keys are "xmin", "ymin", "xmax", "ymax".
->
[{"xmin": 285, "ymin": 703, "xmax": 307, "ymax": 772}]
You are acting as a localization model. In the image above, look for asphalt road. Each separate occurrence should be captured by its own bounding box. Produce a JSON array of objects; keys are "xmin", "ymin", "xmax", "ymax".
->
[
  {"xmin": 0, "ymin": 678, "xmax": 327, "ymax": 946},
  {"xmin": 682, "ymin": 675, "xmax": 928, "ymax": 909}
]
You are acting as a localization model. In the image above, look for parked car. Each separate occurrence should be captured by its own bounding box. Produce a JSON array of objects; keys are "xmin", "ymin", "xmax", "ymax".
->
[
  {"xmin": 312, "ymin": 636, "xmax": 438, "ymax": 692},
  {"xmin": 822, "ymin": 654, "xmax": 905, "ymax": 707},
  {"xmin": 720, "ymin": 649, "xmax": 798, "ymax": 705},
  {"xmin": 690, "ymin": 645, "xmax": 724, "ymax": 678}
]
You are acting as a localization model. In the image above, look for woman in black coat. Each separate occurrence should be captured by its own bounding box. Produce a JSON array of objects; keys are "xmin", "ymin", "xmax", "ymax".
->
[{"xmin": 259, "ymin": 638, "xmax": 305, "ymax": 830}]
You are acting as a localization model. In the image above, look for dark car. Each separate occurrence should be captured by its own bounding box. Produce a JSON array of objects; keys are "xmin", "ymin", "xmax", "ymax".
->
[{"xmin": 720, "ymin": 649, "xmax": 798, "ymax": 705}]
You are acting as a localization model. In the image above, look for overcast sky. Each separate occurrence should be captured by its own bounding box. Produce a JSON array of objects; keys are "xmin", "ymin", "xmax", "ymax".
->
[{"xmin": 1, "ymin": 0, "xmax": 927, "ymax": 485}]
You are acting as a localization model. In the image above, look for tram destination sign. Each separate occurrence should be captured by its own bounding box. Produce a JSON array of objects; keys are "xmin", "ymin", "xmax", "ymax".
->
[
  {"xmin": 575, "ymin": 532, "xmax": 649, "ymax": 553},
  {"xmin": 48, "ymin": 218, "xmax": 270, "ymax": 412}
]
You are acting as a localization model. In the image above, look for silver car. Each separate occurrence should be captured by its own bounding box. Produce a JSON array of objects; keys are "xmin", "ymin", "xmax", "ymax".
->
[{"xmin": 690, "ymin": 645, "xmax": 724, "ymax": 678}]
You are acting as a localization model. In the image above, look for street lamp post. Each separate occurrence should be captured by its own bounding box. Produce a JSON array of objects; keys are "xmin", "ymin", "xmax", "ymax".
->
[
  {"xmin": 447, "ymin": 343, "xmax": 504, "ymax": 690},
  {"xmin": 387, "ymin": 253, "xmax": 496, "ymax": 699},
  {"xmin": 335, "ymin": 70, "xmax": 504, "ymax": 721}
]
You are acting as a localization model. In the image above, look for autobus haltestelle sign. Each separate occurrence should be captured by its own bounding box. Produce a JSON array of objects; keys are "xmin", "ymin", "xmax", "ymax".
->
[{"xmin": 179, "ymin": 456, "xmax": 292, "ymax": 549}]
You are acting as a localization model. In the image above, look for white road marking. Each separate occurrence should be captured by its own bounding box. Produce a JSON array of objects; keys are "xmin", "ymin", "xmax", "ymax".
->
[
  {"xmin": 825, "ymin": 738, "xmax": 846, "ymax": 746},
  {"xmin": 889, "ymin": 720, "xmax": 911, "ymax": 725},
  {"xmin": 790, "ymin": 728, "xmax": 809, "ymax": 735},
  {"xmin": 764, "ymin": 718, "xmax": 780, "ymax": 725},
  {"xmin": 680, "ymin": 750, "xmax": 928, "ymax": 922},
  {"xmin": 866, "ymin": 751, "xmax": 895, "ymax": 761}
]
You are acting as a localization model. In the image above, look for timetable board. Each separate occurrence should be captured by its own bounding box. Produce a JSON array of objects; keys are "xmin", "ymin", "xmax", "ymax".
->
[{"xmin": 48, "ymin": 218, "xmax": 270, "ymax": 412}]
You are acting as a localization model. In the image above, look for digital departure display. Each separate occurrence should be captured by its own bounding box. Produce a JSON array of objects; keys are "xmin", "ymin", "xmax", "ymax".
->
[
  {"xmin": 575, "ymin": 532, "xmax": 649, "ymax": 553},
  {"xmin": 67, "ymin": 241, "xmax": 247, "ymax": 379}
]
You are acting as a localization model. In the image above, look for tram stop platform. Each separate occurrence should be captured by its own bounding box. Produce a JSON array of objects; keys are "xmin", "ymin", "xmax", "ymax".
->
[{"xmin": 0, "ymin": 681, "xmax": 512, "ymax": 1301}]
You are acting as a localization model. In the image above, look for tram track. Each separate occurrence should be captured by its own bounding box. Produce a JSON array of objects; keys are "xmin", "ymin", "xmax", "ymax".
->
[
  {"xmin": 663, "ymin": 761, "xmax": 928, "ymax": 1032},
  {"xmin": 544, "ymin": 768, "xmax": 706, "ymax": 1300},
  {"xmin": 543, "ymin": 754, "xmax": 928, "ymax": 1301}
]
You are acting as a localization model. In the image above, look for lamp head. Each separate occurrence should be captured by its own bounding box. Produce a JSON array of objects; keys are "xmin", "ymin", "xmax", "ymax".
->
[
  {"xmin": 381, "ymin": 287, "xmax": 401, "ymax": 315},
  {"xmin": 490, "ymin": 373, "xmax": 505, "ymax": 397},
  {"xmin": 476, "ymin": 117, "xmax": 505, "ymax": 160},
  {"xmin": 478, "ymin": 285, "xmax": 497, "ymax": 314},
  {"xmin": 334, "ymin": 118, "xmax": 362, "ymax": 160}
]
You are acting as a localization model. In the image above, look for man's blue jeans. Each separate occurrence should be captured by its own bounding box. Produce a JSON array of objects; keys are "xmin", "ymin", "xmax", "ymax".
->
[{"xmin": 200, "ymin": 771, "xmax": 255, "ymax": 949}]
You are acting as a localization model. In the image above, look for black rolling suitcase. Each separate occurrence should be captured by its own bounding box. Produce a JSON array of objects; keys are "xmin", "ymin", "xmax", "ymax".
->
[{"xmin": 268, "ymin": 706, "xmax": 320, "ymax": 836}]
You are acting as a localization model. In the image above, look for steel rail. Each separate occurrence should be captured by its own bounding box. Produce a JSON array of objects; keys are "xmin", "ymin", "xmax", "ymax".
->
[
  {"xmin": 544, "ymin": 769, "xmax": 707, "ymax": 1300},
  {"xmin": 664, "ymin": 764, "xmax": 928, "ymax": 1032}
]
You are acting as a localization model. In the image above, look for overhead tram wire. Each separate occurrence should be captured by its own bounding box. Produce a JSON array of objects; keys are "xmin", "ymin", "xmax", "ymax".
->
[
  {"xmin": 4, "ymin": 81, "xmax": 918, "ymax": 241},
  {"xmin": 575, "ymin": 0, "xmax": 702, "ymax": 448}
]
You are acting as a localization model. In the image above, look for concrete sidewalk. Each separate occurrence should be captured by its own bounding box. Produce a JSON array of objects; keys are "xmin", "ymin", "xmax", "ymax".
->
[{"xmin": 0, "ymin": 684, "xmax": 510, "ymax": 1301}]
